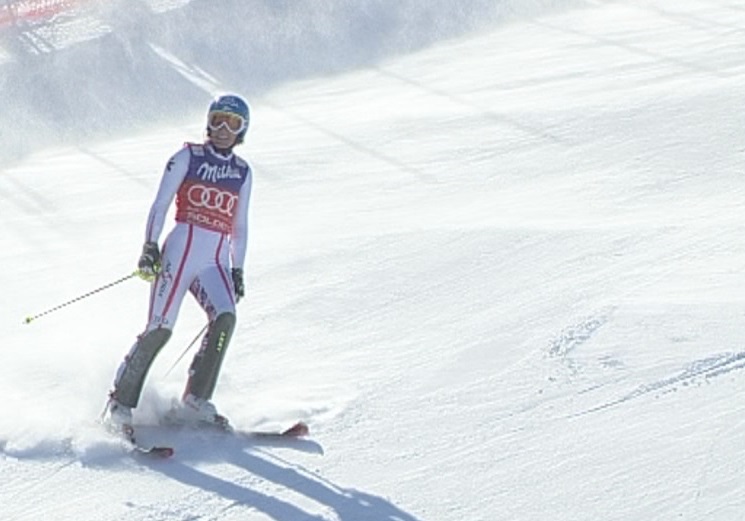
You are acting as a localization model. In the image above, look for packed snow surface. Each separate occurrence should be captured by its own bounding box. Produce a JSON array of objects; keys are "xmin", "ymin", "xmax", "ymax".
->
[{"xmin": 1, "ymin": 0, "xmax": 744, "ymax": 519}]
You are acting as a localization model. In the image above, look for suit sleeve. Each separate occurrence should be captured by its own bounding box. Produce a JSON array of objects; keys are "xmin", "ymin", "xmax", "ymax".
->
[
  {"xmin": 144, "ymin": 148, "xmax": 190, "ymax": 244},
  {"xmin": 231, "ymin": 168, "xmax": 253, "ymax": 269}
]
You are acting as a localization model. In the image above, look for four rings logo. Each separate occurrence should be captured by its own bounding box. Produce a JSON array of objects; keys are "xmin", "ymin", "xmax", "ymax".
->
[{"xmin": 187, "ymin": 184, "xmax": 237, "ymax": 216}]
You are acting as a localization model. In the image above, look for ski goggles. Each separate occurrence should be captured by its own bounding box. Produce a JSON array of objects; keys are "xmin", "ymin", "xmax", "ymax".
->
[{"xmin": 207, "ymin": 111, "xmax": 247, "ymax": 134}]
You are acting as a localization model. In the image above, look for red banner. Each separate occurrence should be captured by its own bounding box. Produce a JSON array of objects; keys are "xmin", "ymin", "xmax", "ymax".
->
[{"xmin": 0, "ymin": 0, "xmax": 88, "ymax": 28}]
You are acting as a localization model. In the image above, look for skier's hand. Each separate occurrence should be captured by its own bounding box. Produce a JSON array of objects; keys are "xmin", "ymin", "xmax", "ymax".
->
[
  {"xmin": 137, "ymin": 242, "xmax": 161, "ymax": 281},
  {"xmin": 231, "ymin": 268, "xmax": 245, "ymax": 302}
]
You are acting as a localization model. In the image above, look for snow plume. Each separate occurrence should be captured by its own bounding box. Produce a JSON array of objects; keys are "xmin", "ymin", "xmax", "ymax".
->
[{"xmin": 0, "ymin": 0, "xmax": 581, "ymax": 161}]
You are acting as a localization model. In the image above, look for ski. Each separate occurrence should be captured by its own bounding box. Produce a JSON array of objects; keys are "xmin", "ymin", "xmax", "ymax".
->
[
  {"xmin": 228, "ymin": 421, "xmax": 320, "ymax": 452},
  {"xmin": 131, "ymin": 444, "xmax": 174, "ymax": 458},
  {"xmin": 125, "ymin": 425, "xmax": 174, "ymax": 458},
  {"xmin": 237, "ymin": 421, "xmax": 310, "ymax": 439},
  {"xmin": 104, "ymin": 422, "xmax": 174, "ymax": 459},
  {"xmin": 159, "ymin": 416, "xmax": 310, "ymax": 440},
  {"xmin": 157, "ymin": 399, "xmax": 310, "ymax": 443},
  {"xmin": 117, "ymin": 420, "xmax": 312, "ymax": 456}
]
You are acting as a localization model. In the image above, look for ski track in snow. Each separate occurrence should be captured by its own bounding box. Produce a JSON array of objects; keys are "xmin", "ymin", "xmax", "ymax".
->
[{"xmin": 572, "ymin": 350, "xmax": 745, "ymax": 417}]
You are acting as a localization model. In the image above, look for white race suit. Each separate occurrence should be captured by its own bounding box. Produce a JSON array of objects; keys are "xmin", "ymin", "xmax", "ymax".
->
[{"xmin": 111, "ymin": 142, "xmax": 252, "ymax": 408}]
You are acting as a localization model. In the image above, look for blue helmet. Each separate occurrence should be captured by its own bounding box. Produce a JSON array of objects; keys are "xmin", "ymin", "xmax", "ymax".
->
[{"xmin": 207, "ymin": 94, "xmax": 250, "ymax": 144}]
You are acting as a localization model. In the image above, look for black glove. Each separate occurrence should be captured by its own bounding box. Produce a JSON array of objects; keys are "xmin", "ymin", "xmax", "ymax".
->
[
  {"xmin": 137, "ymin": 242, "xmax": 161, "ymax": 281},
  {"xmin": 231, "ymin": 268, "xmax": 244, "ymax": 302}
]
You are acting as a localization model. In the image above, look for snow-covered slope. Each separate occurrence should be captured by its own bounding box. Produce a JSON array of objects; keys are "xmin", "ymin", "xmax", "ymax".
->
[{"xmin": 1, "ymin": 1, "xmax": 744, "ymax": 520}]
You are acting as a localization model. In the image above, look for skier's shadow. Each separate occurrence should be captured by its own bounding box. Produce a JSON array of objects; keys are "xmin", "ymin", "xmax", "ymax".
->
[
  {"xmin": 154, "ymin": 458, "xmax": 322, "ymax": 520},
  {"xmin": 151, "ymin": 444, "xmax": 421, "ymax": 521}
]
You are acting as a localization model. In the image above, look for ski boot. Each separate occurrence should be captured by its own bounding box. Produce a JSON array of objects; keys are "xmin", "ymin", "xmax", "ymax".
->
[
  {"xmin": 164, "ymin": 394, "xmax": 231, "ymax": 431},
  {"xmin": 103, "ymin": 396, "xmax": 135, "ymax": 441}
]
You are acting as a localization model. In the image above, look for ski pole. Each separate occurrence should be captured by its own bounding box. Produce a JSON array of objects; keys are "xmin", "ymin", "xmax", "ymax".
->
[
  {"xmin": 23, "ymin": 271, "xmax": 138, "ymax": 324},
  {"xmin": 164, "ymin": 323, "xmax": 208, "ymax": 377}
]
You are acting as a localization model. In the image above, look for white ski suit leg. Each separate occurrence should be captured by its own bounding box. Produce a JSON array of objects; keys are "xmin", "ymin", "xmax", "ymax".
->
[
  {"xmin": 184, "ymin": 264, "xmax": 237, "ymax": 400},
  {"xmin": 112, "ymin": 223, "xmax": 235, "ymax": 407}
]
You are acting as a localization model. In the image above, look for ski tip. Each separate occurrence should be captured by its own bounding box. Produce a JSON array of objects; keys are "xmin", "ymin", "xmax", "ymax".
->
[
  {"xmin": 155, "ymin": 447, "xmax": 175, "ymax": 458},
  {"xmin": 138, "ymin": 446, "xmax": 174, "ymax": 458},
  {"xmin": 282, "ymin": 421, "xmax": 310, "ymax": 438}
]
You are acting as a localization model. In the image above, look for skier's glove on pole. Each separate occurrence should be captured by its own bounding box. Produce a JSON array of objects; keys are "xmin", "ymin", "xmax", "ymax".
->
[
  {"xmin": 231, "ymin": 268, "xmax": 245, "ymax": 302},
  {"xmin": 137, "ymin": 241, "xmax": 161, "ymax": 281}
]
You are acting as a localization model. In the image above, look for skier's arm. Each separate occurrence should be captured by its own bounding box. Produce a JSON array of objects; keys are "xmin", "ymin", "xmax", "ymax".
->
[
  {"xmin": 144, "ymin": 148, "xmax": 190, "ymax": 243},
  {"xmin": 231, "ymin": 169, "xmax": 253, "ymax": 269}
]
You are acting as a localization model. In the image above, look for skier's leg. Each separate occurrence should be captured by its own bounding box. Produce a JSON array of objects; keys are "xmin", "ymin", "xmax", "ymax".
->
[
  {"xmin": 110, "ymin": 226, "xmax": 197, "ymax": 409},
  {"xmin": 111, "ymin": 328, "xmax": 172, "ymax": 407},
  {"xmin": 184, "ymin": 266, "xmax": 237, "ymax": 402},
  {"xmin": 185, "ymin": 311, "xmax": 236, "ymax": 400}
]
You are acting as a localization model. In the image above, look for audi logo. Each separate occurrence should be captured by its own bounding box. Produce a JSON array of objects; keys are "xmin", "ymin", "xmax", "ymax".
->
[{"xmin": 187, "ymin": 185, "xmax": 237, "ymax": 216}]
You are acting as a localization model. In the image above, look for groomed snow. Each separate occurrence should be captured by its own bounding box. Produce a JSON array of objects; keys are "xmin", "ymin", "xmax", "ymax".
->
[{"xmin": 1, "ymin": 1, "xmax": 744, "ymax": 519}]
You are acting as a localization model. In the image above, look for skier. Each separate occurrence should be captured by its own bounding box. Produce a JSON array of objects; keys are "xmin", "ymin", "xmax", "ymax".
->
[{"xmin": 103, "ymin": 94, "xmax": 253, "ymax": 437}]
